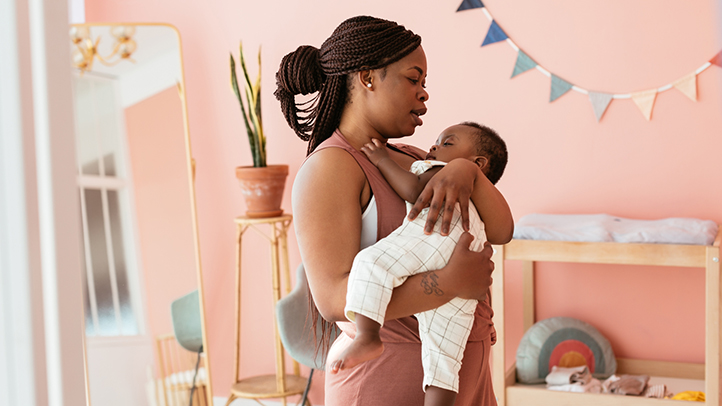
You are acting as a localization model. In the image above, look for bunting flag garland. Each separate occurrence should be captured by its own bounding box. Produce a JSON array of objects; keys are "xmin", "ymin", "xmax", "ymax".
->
[
  {"xmin": 457, "ymin": 0, "xmax": 483, "ymax": 11},
  {"xmin": 457, "ymin": 1, "xmax": 721, "ymax": 122},
  {"xmin": 631, "ymin": 89, "xmax": 658, "ymax": 121},
  {"xmin": 588, "ymin": 92, "xmax": 613, "ymax": 122},
  {"xmin": 511, "ymin": 50, "xmax": 537, "ymax": 78},
  {"xmin": 482, "ymin": 20, "xmax": 508, "ymax": 46},
  {"xmin": 711, "ymin": 50, "xmax": 722, "ymax": 67},
  {"xmin": 673, "ymin": 73, "xmax": 697, "ymax": 101},
  {"xmin": 550, "ymin": 74, "xmax": 573, "ymax": 102}
]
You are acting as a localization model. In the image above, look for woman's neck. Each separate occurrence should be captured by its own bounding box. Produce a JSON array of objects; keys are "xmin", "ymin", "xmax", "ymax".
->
[{"xmin": 337, "ymin": 122, "xmax": 387, "ymax": 151}]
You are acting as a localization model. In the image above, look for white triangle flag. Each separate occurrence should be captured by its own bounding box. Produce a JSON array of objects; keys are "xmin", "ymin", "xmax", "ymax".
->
[
  {"xmin": 588, "ymin": 92, "xmax": 613, "ymax": 122},
  {"xmin": 631, "ymin": 89, "xmax": 658, "ymax": 121},
  {"xmin": 673, "ymin": 73, "xmax": 697, "ymax": 101}
]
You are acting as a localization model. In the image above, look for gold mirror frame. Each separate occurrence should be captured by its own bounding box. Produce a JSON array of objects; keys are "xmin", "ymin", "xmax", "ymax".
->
[{"xmin": 70, "ymin": 22, "xmax": 212, "ymax": 406}]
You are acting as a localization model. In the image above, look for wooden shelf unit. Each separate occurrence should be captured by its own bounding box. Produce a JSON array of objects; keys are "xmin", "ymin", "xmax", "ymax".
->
[{"xmin": 490, "ymin": 227, "xmax": 721, "ymax": 406}]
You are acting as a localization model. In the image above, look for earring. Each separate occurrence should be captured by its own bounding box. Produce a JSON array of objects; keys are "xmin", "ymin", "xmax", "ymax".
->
[{"xmin": 366, "ymin": 83, "xmax": 372, "ymax": 88}]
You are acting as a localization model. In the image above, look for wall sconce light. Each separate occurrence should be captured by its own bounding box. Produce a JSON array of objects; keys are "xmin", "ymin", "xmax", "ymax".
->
[{"xmin": 69, "ymin": 25, "xmax": 137, "ymax": 74}]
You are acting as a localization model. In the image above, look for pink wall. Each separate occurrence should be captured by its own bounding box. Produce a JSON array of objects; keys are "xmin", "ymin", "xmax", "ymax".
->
[
  {"xmin": 88, "ymin": 0, "xmax": 722, "ymax": 402},
  {"xmin": 125, "ymin": 86, "xmax": 199, "ymax": 374}
]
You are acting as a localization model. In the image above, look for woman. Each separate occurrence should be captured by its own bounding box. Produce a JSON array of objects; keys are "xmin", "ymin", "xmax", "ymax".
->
[{"xmin": 275, "ymin": 16, "xmax": 513, "ymax": 405}]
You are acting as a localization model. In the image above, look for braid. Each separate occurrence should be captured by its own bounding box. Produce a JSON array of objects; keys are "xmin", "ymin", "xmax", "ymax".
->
[
  {"xmin": 274, "ymin": 45, "xmax": 326, "ymax": 145},
  {"xmin": 307, "ymin": 75, "xmax": 346, "ymax": 154},
  {"xmin": 275, "ymin": 16, "xmax": 421, "ymax": 155}
]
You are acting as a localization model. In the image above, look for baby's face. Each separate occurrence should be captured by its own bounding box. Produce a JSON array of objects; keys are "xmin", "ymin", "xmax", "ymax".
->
[{"xmin": 425, "ymin": 125, "xmax": 479, "ymax": 163}]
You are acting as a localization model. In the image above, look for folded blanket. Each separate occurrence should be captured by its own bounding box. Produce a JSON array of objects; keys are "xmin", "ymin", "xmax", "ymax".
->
[
  {"xmin": 547, "ymin": 378, "xmax": 602, "ymax": 394},
  {"xmin": 513, "ymin": 214, "xmax": 718, "ymax": 246},
  {"xmin": 545, "ymin": 365, "xmax": 591, "ymax": 386}
]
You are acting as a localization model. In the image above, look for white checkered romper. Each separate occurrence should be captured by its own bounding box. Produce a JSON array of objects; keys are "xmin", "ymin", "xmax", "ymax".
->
[{"xmin": 344, "ymin": 160, "xmax": 487, "ymax": 393}]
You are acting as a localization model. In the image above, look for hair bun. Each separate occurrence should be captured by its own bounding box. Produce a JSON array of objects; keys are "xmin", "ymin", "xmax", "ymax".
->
[{"xmin": 275, "ymin": 45, "xmax": 326, "ymax": 96}]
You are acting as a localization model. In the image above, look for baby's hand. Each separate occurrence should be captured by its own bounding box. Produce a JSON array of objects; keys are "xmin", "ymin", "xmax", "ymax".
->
[{"xmin": 360, "ymin": 138, "xmax": 389, "ymax": 166}]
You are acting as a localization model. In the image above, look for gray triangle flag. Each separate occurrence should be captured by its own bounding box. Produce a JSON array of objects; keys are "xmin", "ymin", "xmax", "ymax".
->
[
  {"xmin": 550, "ymin": 74, "xmax": 573, "ymax": 102},
  {"xmin": 511, "ymin": 50, "xmax": 537, "ymax": 78},
  {"xmin": 588, "ymin": 92, "xmax": 613, "ymax": 122}
]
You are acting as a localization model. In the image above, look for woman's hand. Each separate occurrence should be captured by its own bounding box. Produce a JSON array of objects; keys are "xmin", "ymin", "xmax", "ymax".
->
[
  {"xmin": 408, "ymin": 159, "xmax": 477, "ymax": 235},
  {"xmin": 408, "ymin": 158, "xmax": 514, "ymax": 244},
  {"xmin": 383, "ymin": 232, "xmax": 495, "ymax": 320},
  {"xmin": 441, "ymin": 232, "xmax": 495, "ymax": 302}
]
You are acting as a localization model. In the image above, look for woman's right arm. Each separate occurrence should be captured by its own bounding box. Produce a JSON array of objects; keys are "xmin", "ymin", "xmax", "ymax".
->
[{"xmin": 294, "ymin": 149, "xmax": 494, "ymax": 322}]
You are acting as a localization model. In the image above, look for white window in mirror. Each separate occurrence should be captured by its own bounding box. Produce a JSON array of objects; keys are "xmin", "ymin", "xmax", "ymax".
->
[{"xmin": 74, "ymin": 73, "xmax": 144, "ymax": 337}]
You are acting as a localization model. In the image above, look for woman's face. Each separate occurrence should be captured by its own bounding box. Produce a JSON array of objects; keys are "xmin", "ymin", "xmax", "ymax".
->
[{"xmin": 367, "ymin": 46, "xmax": 429, "ymax": 139}]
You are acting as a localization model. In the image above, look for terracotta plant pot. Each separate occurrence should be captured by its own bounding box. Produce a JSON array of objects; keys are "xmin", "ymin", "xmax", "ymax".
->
[{"xmin": 235, "ymin": 164, "xmax": 289, "ymax": 218}]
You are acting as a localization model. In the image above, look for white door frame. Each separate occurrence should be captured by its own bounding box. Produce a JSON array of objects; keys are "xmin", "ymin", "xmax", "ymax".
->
[{"xmin": 0, "ymin": 0, "xmax": 87, "ymax": 405}]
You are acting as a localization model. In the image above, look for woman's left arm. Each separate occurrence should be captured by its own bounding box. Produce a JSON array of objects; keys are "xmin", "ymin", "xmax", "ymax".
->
[{"xmin": 407, "ymin": 158, "xmax": 514, "ymax": 244}]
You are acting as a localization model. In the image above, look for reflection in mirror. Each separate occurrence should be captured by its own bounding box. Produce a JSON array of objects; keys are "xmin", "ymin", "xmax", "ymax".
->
[{"xmin": 70, "ymin": 23, "xmax": 212, "ymax": 406}]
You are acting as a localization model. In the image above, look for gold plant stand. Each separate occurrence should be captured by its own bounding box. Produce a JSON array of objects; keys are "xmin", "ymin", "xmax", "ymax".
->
[{"xmin": 225, "ymin": 214, "xmax": 308, "ymax": 406}]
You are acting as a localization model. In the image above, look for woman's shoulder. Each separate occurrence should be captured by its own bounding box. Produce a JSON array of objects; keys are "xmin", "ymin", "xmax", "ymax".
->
[
  {"xmin": 295, "ymin": 147, "xmax": 369, "ymax": 206},
  {"xmin": 298, "ymin": 148, "xmax": 365, "ymax": 182},
  {"xmin": 302, "ymin": 146, "xmax": 362, "ymax": 170}
]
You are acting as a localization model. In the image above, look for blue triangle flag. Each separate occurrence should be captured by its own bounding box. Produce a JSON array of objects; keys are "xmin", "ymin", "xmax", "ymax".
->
[
  {"xmin": 511, "ymin": 50, "xmax": 537, "ymax": 78},
  {"xmin": 481, "ymin": 21, "xmax": 508, "ymax": 46},
  {"xmin": 457, "ymin": 0, "xmax": 484, "ymax": 11},
  {"xmin": 550, "ymin": 74, "xmax": 573, "ymax": 102}
]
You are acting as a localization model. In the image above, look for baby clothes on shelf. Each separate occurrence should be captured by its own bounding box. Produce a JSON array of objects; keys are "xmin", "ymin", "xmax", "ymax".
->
[
  {"xmin": 546, "ymin": 365, "xmax": 591, "ymax": 386},
  {"xmin": 602, "ymin": 374, "xmax": 649, "ymax": 396},
  {"xmin": 642, "ymin": 383, "xmax": 674, "ymax": 399},
  {"xmin": 545, "ymin": 366, "xmax": 602, "ymax": 393},
  {"xmin": 544, "ymin": 369, "xmax": 676, "ymax": 398},
  {"xmin": 547, "ymin": 380, "xmax": 602, "ymax": 394}
]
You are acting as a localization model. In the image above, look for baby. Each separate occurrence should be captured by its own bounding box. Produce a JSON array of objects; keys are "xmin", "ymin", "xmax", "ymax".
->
[{"xmin": 330, "ymin": 122, "xmax": 508, "ymax": 406}]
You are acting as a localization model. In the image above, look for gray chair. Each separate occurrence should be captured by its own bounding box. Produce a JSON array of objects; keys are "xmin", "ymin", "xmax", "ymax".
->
[
  {"xmin": 171, "ymin": 290, "xmax": 203, "ymax": 352},
  {"xmin": 168, "ymin": 290, "xmax": 207, "ymax": 406},
  {"xmin": 275, "ymin": 264, "xmax": 341, "ymax": 405}
]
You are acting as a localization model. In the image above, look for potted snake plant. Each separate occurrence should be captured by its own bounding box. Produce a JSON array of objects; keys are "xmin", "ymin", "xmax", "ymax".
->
[{"xmin": 231, "ymin": 42, "xmax": 288, "ymax": 218}]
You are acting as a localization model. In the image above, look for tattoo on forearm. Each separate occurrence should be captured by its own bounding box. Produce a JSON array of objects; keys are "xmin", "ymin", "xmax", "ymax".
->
[{"xmin": 421, "ymin": 272, "xmax": 444, "ymax": 296}]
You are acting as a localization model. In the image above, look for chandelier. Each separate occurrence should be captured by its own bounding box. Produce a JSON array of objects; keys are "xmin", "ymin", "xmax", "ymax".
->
[{"xmin": 69, "ymin": 25, "xmax": 137, "ymax": 74}]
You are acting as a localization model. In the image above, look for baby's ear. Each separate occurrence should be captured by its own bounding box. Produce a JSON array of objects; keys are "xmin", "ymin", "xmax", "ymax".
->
[{"xmin": 474, "ymin": 156, "xmax": 489, "ymax": 171}]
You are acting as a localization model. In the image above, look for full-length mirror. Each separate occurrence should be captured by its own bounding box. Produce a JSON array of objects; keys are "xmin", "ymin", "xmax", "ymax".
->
[{"xmin": 69, "ymin": 23, "xmax": 212, "ymax": 406}]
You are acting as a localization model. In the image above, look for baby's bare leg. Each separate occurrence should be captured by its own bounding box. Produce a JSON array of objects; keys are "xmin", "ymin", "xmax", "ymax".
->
[
  {"xmin": 329, "ymin": 314, "xmax": 384, "ymax": 373},
  {"xmin": 424, "ymin": 385, "xmax": 457, "ymax": 406}
]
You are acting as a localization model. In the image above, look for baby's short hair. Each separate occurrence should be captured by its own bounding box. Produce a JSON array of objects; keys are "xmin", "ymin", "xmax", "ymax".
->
[{"xmin": 459, "ymin": 121, "xmax": 507, "ymax": 185}]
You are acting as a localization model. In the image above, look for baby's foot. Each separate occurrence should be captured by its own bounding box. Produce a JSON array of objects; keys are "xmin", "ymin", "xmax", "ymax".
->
[{"xmin": 329, "ymin": 334, "xmax": 384, "ymax": 374}]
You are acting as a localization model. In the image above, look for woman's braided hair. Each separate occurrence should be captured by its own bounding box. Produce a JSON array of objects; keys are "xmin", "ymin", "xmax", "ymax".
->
[{"xmin": 274, "ymin": 15, "xmax": 422, "ymax": 155}]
